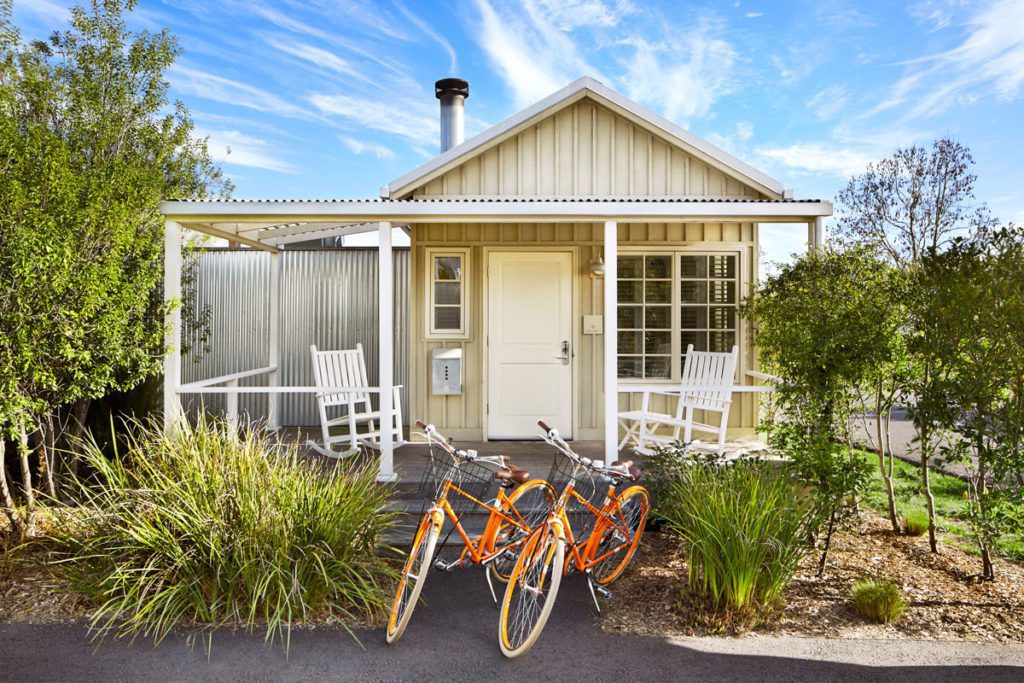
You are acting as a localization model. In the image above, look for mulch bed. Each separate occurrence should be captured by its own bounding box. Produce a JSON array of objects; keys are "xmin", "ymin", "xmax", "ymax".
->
[{"xmin": 603, "ymin": 510, "xmax": 1024, "ymax": 642}]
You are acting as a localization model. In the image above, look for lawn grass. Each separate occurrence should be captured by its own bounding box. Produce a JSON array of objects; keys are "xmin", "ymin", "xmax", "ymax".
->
[{"xmin": 857, "ymin": 450, "xmax": 1024, "ymax": 561}]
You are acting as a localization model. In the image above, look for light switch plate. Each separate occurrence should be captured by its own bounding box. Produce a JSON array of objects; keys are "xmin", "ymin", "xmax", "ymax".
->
[{"xmin": 582, "ymin": 315, "xmax": 603, "ymax": 335}]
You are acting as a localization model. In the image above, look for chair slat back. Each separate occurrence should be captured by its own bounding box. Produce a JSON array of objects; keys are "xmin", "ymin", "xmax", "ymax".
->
[
  {"xmin": 310, "ymin": 344, "xmax": 373, "ymax": 410},
  {"xmin": 680, "ymin": 344, "xmax": 738, "ymax": 411}
]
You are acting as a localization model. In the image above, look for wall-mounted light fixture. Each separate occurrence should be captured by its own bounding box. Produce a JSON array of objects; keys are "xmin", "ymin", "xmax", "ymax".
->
[{"xmin": 589, "ymin": 256, "xmax": 605, "ymax": 279}]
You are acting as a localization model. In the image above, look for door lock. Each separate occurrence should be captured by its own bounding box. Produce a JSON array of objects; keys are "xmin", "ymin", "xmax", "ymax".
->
[{"xmin": 554, "ymin": 340, "xmax": 571, "ymax": 363}]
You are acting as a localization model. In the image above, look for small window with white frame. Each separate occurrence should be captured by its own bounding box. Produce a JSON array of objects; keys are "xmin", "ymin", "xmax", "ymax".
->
[{"xmin": 426, "ymin": 248, "xmax": 469, "ymax": 338}]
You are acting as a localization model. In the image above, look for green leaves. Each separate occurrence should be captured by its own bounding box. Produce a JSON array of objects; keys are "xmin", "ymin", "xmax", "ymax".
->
[{"xmin": 0, "ymin": 1, "xmax": 229, "ymax": 435}]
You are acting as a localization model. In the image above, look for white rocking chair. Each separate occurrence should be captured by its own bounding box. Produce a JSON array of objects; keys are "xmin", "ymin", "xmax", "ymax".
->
[
  {"xmin": 618, "ymin": 344, "xmax": 739, "ymax": 455},
  {"xmin": 307, "ymin": 344, "xmax": 404, "ymax": 458}
]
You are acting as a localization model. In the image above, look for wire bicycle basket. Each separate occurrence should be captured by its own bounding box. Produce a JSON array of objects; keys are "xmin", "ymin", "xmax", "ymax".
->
[{"xmin": 417, "ymin": 443, "xmax": 496, "ymax": 519}]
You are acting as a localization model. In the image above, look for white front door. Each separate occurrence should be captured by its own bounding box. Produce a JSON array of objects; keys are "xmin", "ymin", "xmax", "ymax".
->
[{"xmin": 487, "ymin": 251, "xmax": 573, "ymax": 439}]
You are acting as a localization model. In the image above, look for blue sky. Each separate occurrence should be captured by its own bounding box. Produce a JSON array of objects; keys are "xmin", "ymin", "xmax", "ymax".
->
[{"xmin": 12, "ymin": 0, "xmax": 1024, "ymax": 263}]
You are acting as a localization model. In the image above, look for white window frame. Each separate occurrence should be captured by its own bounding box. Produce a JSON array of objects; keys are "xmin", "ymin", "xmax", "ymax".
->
[
  {"xmin": 425, "ymin": 247, "xmax": 470, "ymax": 339},
  {"xmin": 617, "ymin": 246, "xmax": 743, "ymax": 384}
]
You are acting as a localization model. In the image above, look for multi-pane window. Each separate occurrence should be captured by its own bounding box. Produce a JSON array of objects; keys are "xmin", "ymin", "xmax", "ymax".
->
[
  {"xmin": 618, "ymin": 252, "xmax": 739, "ymax": 380},
  {"xmin": 427, "ymin": 250, "xmax": 468, "ymax": 337}
]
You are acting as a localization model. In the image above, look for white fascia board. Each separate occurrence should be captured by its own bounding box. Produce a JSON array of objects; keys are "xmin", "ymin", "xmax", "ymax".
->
[
  {"xmin": 264, "ymin": 223, "xmax": 383, "ymax": 246},
  {"xmin": 386, "ymin": 76, "xmax": 786, "ymax": 199},
  {"xmin": 163, "ymin": 199, "xmax": 832, "ymax": 231}
]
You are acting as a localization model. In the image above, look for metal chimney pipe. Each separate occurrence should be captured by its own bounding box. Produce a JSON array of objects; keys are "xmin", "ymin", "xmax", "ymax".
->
[{"xmin": 435, "ymin": 78, "xmax": 469, "ymax": 153}]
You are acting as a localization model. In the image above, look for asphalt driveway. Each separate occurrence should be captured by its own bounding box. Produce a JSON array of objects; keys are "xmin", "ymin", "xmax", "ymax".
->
[{"xmin": 2, "ymin": 568, "xmax": 1023, "ymax": 682}]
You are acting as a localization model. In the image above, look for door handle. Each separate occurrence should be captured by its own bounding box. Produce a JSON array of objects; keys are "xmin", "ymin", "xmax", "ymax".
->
[{"xmin": 553, "ymin": 340, "xmax": 570, "ymax": 363}]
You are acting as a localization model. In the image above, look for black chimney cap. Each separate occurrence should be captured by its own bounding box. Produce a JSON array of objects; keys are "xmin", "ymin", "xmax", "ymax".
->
[{"xmin": 435, "ymin": 78, "xmax": 469, "ymax": 99}]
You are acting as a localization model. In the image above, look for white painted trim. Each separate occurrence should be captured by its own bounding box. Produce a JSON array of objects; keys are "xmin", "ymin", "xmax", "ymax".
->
[
  {"xmin": 267, "ymin": 252, "xmax": 281, "ymax": 430},
  {"xmin": 162, "ymin": 200, "xmax": 833, "ymax": 234},
  {"xmin": 378, "ymin": 221, "xmax": 396, "ymax": 482},
  {"xmin": 182, "ymin": 365, "xmax": 277, "ymax": 389},
  {"xmin": 424, "ymin": 247, "xmax": 470, "ymax": 339},
  {"xmin": 163, "ymin": 220, "xmax": 183, "ymax": 431},
  {"xmin": 604, "ymin": 220, "xmax": 618, "ymax": 461},
  {"xmin": 387, "ymin": 76, "xmax": 786, "ymax": 198}
]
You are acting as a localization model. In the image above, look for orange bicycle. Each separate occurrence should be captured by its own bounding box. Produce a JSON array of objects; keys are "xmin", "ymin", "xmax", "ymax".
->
[
  {"xmin": 386, "ymin": 420, "xmax": 556, "ymax": 644},
  {"xmin": 498, "ymin": 420, "xmax": 649, "ymax": 657}
]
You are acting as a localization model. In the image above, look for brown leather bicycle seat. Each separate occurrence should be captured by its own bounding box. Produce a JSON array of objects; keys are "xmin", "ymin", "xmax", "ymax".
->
[
  {"xmin": 611, "ymin": 460, "xmax": 642, "ymax": 481},
  {"xmin": 495, "ymin": 465, "xmax": 530, "ymax": 485}
]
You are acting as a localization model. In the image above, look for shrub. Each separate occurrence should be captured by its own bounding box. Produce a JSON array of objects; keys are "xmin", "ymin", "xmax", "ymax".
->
[
  {"xmin": 902, "ymin": 509, "xmax": 930, "ymax": 537},
  {"xmin": 659, "ymin": 460, "xmax": 817, "ymax": 620},
  {"xmin": 48, "ymin": 417, "xmax": 396, "ymax": 650},
  {"xmin": 851, "ymin": 578, "xmax": 907, "ymax": 623}
]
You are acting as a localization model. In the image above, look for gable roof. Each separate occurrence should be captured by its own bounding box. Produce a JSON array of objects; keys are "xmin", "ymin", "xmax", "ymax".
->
[{"xmin": 387, "ymin": 76, "xmax": 786, "ymax": 199}]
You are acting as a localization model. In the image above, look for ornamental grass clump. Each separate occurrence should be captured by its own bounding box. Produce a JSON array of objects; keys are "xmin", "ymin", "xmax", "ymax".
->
[
  {"xmin": 48, "ymin": 416, "xmax": 396, "ymax": 650},
  {"xmin": 902, "ymin": 509, "xmax": 930, "ymax": 537},
  {"xmin": 851, "ymin": 578, "xmax": 907, "ymax": 623},
  {"xmin": 659, "ymin": 461, "xmax": 817, "ymax": 623}
]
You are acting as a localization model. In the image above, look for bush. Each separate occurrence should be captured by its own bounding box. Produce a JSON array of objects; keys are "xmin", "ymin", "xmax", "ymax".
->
[
  {"xmin": 851, "ymin": 578, "xmax": 907, "ymax": 623},
  {"xmin": 902, "ymin": 509, "xmax": 930, "ymax": 537},
  {"xmin": 48, "ymin": 417, "xmax": 396, "ymax": 650},
  {"xmin": 659, "ymin": 460, "xmax": 817, "ymax": 620}
]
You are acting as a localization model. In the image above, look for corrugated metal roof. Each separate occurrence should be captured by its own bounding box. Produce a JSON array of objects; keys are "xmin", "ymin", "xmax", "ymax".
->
[{"xmin": 165, "ymin": 196, "xmax": 826, "ymax": 204}]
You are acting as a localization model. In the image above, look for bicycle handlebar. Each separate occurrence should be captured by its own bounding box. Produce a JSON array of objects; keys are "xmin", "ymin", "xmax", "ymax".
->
[
  {"xmin": 415, "ymin": 418, "xmax": 427, "ymax": 429},
  {"xmin": 537, "ymin": 419, "xmax": 552, "ymax": 433}
]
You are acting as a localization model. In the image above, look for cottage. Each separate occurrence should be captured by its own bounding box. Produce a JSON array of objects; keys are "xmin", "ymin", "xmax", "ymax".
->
[{"xmin": 160, "ymin": 76, "xmax": 831, "ymax": 481}]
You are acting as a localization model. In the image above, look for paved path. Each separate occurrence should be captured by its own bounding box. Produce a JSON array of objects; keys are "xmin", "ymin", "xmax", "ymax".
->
[{"xmin": 2, "ymin": 570, "xmax": 1023, "ymax": 682}]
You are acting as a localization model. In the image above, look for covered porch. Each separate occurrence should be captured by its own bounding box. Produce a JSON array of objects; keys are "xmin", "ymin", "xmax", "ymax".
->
[{"xmin": 160, "ymin": 198, "xmax": 830, "ymax": 482}]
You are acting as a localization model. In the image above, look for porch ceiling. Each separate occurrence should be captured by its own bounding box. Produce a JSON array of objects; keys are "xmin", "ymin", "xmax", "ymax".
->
[{"xmin": 160, "ymin": 197, "xmax": 833, "ymax": 251}]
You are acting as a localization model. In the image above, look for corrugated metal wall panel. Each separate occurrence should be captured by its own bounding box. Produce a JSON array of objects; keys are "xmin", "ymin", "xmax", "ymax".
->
[{"xmin": 183, "ymin": 249, "xmax": 410, "ymax": 426}]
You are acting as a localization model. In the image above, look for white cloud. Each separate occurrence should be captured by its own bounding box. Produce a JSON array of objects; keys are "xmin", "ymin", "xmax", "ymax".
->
[
  {"xmin": 394, "ymin": 1, "xmax": 459, "ymax": 72},
  {"xmin": 531, "ymin": 0, "xmax": 634, "ymax": 30},
  {"xmin": 744, "ymin": 12, "xmax": 763, "ymax": 18},
  {"xmin": 265, "ymin": 38, "xmax": 370, "ymax": 82},
  {"xmin": 341, "ymin": 136, "xmax": 396, "ymax": 160},
  {"xmin": 309, "ymin": 92, "xmax": 437, "ymax": 144},
  {"xmin": 169, "ymin": 66, "xmax": 309, "ymax": 118},
  {"xmin": 754, "ymin": 143, "xmax": 878, "ymax": 178},
  {"xmin": 472, "ymin": 0, "xmax": 604, "ymax": 108},
  {"xmin": 620, "ymin": 22, "xmax": 737, "ymax": 124},
  {"xmin": 735, "ymin": 121, "xmax": 754, "ymax": 140},
  {"xmin": 873, "ymin": 0, "xmax": 1024, "ymax": 121},
  {"xmin": 806, "ymin": 85, "xmax": 850, "ymax": 121},
  {"xmin": 199, "ymin": 129, "xmax": 295, "ymax": 173}
]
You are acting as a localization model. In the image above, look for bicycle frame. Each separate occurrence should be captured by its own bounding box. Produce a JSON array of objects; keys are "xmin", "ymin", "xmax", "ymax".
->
[
  {"xmin": 428, "ymin": 478, "xmax": 537, "ymax": 568},
  {"xmin": 549, "ymin": 479, "xmax": 637, "ymax": 572}
]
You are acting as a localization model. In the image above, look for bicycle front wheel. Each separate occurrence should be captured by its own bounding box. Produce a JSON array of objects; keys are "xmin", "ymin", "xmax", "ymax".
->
[
  {"xmin": 498, "ymin": 523, "xmax": 565, "ymax": 658},
  {"xmin": 386, "ymin": 512, "xmax": 441, "ymax": 644},
  {"xmin": 586, "ymin": 485, "xmax": 650, "ymax": 585},
  {"xmin": 488, "ymin": 479, "xmax": 556, "ymax": 583}
]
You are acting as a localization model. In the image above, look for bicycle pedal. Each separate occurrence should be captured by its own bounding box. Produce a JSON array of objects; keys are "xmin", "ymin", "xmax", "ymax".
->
[
  {"xmin": 433, "ymin": 559, "xmax": 459, "ymax": 572},
  {"xmin": 594, "ymin": 585, "xmax": 612, "ymax": 600}
]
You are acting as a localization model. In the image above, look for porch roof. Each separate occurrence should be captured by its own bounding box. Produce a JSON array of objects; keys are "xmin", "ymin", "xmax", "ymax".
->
[{"xmin": 159, "ymin": 196, "xmax": 832, "ymax": 251}]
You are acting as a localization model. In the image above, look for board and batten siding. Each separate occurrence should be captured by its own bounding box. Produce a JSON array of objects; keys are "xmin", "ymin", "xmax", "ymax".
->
[
  {"xmin": 410, "ymin": 222, "xmax": 760, "ymax": 441},
  {"xmin": 409, "ymin": 99, "xmax": 769, "ymax": 200}
]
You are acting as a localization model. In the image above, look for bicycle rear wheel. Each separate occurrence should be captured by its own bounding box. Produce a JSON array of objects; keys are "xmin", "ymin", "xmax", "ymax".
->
[
  {"xmin": 488, "ymin": 479, "xmax": 556, "ymax": 583},
  {"xmin": 386, "ymin": 512, "xmax": 441, "ymax": 644},
  {"xmin": 585, "ymin": 485, "xmax": 649, "ymax": 585},
  {"xmin": 498, "ymin": 523, "xmax": 565, "ymax": 658}
]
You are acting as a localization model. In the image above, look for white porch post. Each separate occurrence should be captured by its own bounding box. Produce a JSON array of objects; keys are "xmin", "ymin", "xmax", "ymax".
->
[
  {"xmin": 808, "ymin": 217, "xmax": 825, "ymax": 250},
  {"xmin": 163, "ymin": 220, "xmax": 183, "ymax": 431},
  {"xmin": 267, "ymin": 251, "xmax": 281, "ymax": 430},
  {"xmin": 377, "ymin": 221, "xmax": 397, "ymax": 482},
  {"xmin": 603, "ymin": 220, "xmax": 618, "ymax": 462}
]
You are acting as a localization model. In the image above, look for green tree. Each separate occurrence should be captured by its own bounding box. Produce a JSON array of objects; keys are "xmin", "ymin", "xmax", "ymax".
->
[
  {"xmin": 909, "ymin": 227, "xmax": 1024, "ymax": 577},
  {"xmin": 743, "ymin": 247, "xmax": 902, "ymax": 573},
  {"xmin": 0, "ymin": 0, "xmax": 228, "ymax": 536}
]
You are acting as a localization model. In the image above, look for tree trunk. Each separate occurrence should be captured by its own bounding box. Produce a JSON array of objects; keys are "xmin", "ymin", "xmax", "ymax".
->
[
  {"xmin": 981, "ymin": 543, "xmax": 995, "ymax": 581},
  {"xmin": 921, "ymin": 447, "xmax": 938, "ymax": 553},
  {"xmin": 0, "ymin": 439, "xmax": 26, "ymax": 538},
  {"xmin": 33, "ymin": 419, "xmax": 56, "ymax": 500},
  {"xmin": 65, "ymin": 398, "xmax": 90, "ymax": 479},
  {"xmin": 17, "ymin": 420, "xmax": 36, "ymax": 537},
  {"xmin": 817, "ymin": 507, "xmax": 837, "ymax": 578},
  {"xmin": 876, "ymin": 395, "xmax": 899, "ymax": 533}
]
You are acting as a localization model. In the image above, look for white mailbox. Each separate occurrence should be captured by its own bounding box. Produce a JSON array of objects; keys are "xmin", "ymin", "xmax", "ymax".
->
[{"xmin": 432, "ymin": 348, "xmax": 462, "ymax": 395}]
